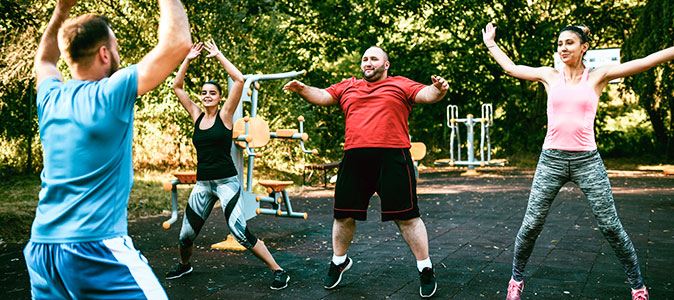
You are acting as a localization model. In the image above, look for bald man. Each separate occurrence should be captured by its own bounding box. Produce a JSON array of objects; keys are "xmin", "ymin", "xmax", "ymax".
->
[{"xmin": 284, "ymin": 46, "xmax": 448, "ymax": 298}]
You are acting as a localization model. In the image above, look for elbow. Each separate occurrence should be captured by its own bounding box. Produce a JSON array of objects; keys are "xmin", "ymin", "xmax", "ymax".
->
[
  {"xmin": 167, "ymin": 36, "xmax": 192, "ymax": 59},
  {"xmin": 177, "ymin": 40, "xmax": 191, "ymax": 58},
  {"xmin": 231, "ymin": 74, "xmax": 244, "ymax": 84}
]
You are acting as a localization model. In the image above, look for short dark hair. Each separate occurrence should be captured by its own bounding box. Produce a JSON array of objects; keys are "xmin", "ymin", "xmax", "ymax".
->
[
  {"xmin": 559, "ymin": 25, "xmax": 591, "ymax": 45},
  {"xmin": 58, "ymin": 14, "xmax": 112, "ymax": 65},
  {"xmin": 203, "ymin": 80, "xmax": 222, "ymax": 94},
  {"xmin": 366, "ymin": 46, "xmax": 389, "ymax": 62}
]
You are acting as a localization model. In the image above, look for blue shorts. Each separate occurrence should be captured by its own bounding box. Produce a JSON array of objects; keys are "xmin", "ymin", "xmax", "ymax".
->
[{"xmin": 24, "ymin": 235, "xmax": 167, "ymax": 300}]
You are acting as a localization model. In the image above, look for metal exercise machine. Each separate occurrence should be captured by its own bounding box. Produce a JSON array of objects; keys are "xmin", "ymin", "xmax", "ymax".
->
[
  {"xmin": 434, "ymin": 103, "xmax": 507, "ymax": 174},
  {"xmin": 162, "ymin": 70, "xmax": 315, "ymax": 230}
]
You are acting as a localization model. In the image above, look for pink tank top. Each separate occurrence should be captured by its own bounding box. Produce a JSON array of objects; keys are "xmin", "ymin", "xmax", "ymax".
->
[{"xmin": 542, "ymin": 68, "xmax": 599, "ymax": 151}]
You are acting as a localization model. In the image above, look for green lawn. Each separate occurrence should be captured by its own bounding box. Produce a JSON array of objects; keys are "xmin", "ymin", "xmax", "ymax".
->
[{"xmin": 0, "ymin": 170, "xmax": 190, "ymax": 244}]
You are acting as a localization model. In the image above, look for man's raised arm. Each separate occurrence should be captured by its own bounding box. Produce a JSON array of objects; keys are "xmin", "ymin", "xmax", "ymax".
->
[
  {"xmin": 283, "ymin": 80, "xmax": 337, "ymax": 106},
  {"xmin": 35, "ymin": 0, "xmax": 77, "ymax": 88},
  {"xmin": 136, "ymin": 0, "xmax": 191, "ymax": 96},
  {"xmin": 414, "ymin": 76, "xmax": 449, "ymax": 104}
]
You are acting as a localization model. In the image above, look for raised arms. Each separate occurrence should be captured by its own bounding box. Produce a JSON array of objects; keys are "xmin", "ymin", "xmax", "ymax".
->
[
  {"xmin": 283, "ymin": 80, "xmax": 337, "ymax": 106},
  {"xmin": 172, "ymin": 43, "xmax": 204, "ymax": 122},
  {"xmin": 482, "ymin": 22, "xmax": 555, "ymax": 85},
  {"xmin": 203, "ymin": 40, "xmax": 245, "ymax": 128},
  {"xmin": 136, "ymin": 0, "xmax": 191, "ymax": 96},
  {"xmin": 35, "ymin": 0, "xmax": 77, "ymax": 88}
]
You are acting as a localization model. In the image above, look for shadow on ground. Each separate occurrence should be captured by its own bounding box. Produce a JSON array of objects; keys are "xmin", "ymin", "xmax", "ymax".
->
[{"xmin": 2, "ymin": 167, "xmax": 673, "ymax": 299}]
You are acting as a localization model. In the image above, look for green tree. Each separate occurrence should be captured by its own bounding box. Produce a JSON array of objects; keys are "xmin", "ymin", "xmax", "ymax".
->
[{"xmin": 622, "ymin": 0, "xmax": 674, "ymax": 159}]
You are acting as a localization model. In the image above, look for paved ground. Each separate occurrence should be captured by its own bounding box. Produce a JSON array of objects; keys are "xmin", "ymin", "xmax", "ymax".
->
[{"xmin": 2, "ymin": 167, "xmax": 673, "ymax": 299}]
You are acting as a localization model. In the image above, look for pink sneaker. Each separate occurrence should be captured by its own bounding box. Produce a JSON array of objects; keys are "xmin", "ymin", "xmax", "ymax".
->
[
  {"xmin": 506, "ymin": 278, "xmax": 524, "ymax": 300},
  {"xmin": 631, "ymin": 287, "xmax": 649, "ymax": 300}
]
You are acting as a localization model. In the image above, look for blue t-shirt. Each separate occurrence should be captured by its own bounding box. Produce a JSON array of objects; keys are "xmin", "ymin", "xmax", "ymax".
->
[{"xmin": 30, "ymin": 65, "xmax": 138, "ymax": 243}]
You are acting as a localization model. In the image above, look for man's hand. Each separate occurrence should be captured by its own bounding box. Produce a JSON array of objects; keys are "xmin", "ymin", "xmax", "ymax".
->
[
  {"xmin": 283, "ymin": 80, "xmax": 306, "ymax": 93},
  {"xmin": 430, "ymin": 75, "xmax": 448, "ymax": 93},
  {"xmin": 283, "ymin": 79, "xmax": 336, "ymax": 106},
  {"xmin": 414, "ymin": 75, "xmax": 448, "ymax": 104}
]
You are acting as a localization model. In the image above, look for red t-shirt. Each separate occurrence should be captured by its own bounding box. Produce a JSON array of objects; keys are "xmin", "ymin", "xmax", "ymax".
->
[{"xmin": 325, "ymin": 76, "xmax": 426, "ymax": 150}]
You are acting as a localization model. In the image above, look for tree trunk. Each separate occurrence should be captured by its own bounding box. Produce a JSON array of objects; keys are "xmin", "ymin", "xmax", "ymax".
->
[{"xmin": 643, "ymin": 101, "xmax": 667, "ymax": 154}]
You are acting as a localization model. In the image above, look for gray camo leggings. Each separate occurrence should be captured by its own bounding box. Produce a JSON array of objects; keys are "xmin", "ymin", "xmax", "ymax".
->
[{"xmin": 512, "ymin": 149, "xmax": 644, "ymax": 289}]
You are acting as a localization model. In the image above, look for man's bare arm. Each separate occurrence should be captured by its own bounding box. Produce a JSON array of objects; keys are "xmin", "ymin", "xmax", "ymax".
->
[
  {"xmin": 415, "ymin": 76, "xmax": 449, "ymax": 104},
  {"xmin": 283, "ymin": 80, "xmax": 337, "ymax": 106},
  {"xmin": 35, "ymin": 0, "xmax": 78, "ymax": 88},
  {"xmin": 136, "ymin": 0, "xmax": 191, "ymax": 96}
]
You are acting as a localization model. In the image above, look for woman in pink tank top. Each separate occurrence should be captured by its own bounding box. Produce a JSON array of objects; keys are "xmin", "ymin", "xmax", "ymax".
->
[{"xmin": 483, "ymin": 22, "xmax": 674, "ymax": 300}]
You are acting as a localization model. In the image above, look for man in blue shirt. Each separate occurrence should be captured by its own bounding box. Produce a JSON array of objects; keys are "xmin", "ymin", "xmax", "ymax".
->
[{"xmin": 23, "ymin": 0, "xmax": 191, "ymax": 299}]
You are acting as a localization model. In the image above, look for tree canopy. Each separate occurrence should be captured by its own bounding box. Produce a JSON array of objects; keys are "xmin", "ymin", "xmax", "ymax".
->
[{"xmin": 1, "ymin": 0, "xmax": 671, "ymax": 177}]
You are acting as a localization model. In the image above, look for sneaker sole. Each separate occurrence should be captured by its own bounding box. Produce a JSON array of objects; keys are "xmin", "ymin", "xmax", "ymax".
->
[
  {"xmin": 166, "ymin": 267, "xmax": 193, "ymax": 280},
  {"xmin": 420, "ymin": 281, "xmax": 437, "ymax": 298},
  {"xmin": 324, "ymin": 259, "xmax": 352, "ymax": 290},
  {"xmin": 270, "ymin": 275, "xmax": 291, "ymax": 290}
]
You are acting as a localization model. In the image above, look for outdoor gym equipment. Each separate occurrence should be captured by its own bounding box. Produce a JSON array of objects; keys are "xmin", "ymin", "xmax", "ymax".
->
[
  {"xmin": 410, "ymin": 142, "xmax": 426, "ymax": 179},
  {"xmin": 162, "ymin": 70, "xmax": 315, "ymax": 230},
  {"xmin": 434, "ymin": 103, "xmax": 507, "ymax": 174}
]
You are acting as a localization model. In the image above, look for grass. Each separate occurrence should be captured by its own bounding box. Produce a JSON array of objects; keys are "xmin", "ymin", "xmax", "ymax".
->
[
  {"xmin": 1, "ymin": 155, "xmax": 670, "ymax": 244},
  {"xmin": 0, "ymin": 165, "xmax": 312, "ymax": 244}
]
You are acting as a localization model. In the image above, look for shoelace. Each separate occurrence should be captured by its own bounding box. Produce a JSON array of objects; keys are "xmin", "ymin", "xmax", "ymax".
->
[
  {"xmin": 632, "ymin": 290, "xmax": 648, "ymax": 300},
  {"xmin": 507, "ymin": 281, "xmax": 522, "ymax": 295},
  {"xmin": 329, "ymin": 261, "xmax": 346, "ymax": 275},
  {"xmin": 420, "ymin": 269, "xmax": 434, "ymax": 283},
  {"xmin": 274, "ymin": 271, "xmax": 285, "ymax": 281}
]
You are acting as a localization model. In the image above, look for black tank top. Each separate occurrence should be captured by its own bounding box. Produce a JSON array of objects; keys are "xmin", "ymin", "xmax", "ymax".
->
[{"xmin": 192, "ymin": 113, "xmax": 237, "ymax": 180}]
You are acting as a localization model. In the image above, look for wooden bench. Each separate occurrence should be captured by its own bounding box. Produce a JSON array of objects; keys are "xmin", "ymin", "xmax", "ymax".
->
[{"xmin": 303, "ymin": 161, "xmax": 341, "ymax": 187}]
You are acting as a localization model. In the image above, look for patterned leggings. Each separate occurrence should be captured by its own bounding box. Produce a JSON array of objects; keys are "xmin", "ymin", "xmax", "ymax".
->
[
  {"xmin": 512, "ymin": 149, "xmax": 644, "ymax": 289},
  {"xmin": 178, "ymin": 176, "xmax": 257, "ymax": 249}
]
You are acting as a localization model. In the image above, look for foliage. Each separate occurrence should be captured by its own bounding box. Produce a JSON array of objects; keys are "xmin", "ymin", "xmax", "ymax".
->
[
  {"xmin": 1, "ymin": 0, "xmax": 671, "ymax": 179},
  {"xmin": 621, "ymin": 0, "xmax": 674, "ymax": 159}
]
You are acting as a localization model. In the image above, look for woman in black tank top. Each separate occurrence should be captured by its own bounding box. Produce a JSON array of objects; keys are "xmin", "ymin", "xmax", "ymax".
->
[{"xmin": 166, "ymin": 40, "xmax": 290, "ymax": 290}]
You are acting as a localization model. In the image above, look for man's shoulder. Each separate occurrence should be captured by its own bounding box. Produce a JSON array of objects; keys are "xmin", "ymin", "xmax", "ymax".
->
[
  {"xmin": 333, "ymin": 76, "xmax": 359, "ymax": 85},
  {"xmin": 387, "ymin": 75, "xmax": 416, "ymax": 83}
]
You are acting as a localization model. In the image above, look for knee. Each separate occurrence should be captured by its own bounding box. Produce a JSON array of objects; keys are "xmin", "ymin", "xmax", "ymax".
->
[
  {"xmin": 228, "ymin": 222, "xmax": 257, "ymax": 249},
  {"xmin": 518, "ymin": 219, "xmax": 544, "ymax": 238},
  {"xmin": 335, "ymin": 217, "xmax": 356, "ymax": 227},
  {"xmin": 598, "ymin": 222, "xmax": 624, "ymax": 238},
  {"xmin": 394, "ymin": 217, "xmax": 420, "ymax": 227}
]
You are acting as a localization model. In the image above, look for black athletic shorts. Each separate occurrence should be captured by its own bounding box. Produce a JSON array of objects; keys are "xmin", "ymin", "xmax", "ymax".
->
[{"xmin": 334, "ymin": 147, "xmax": 420, "ymax": 221}]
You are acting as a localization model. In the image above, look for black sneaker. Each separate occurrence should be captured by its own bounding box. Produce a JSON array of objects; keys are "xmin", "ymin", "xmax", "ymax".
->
[
  {"xmin": 166, "ymin": 263, "xmax": 193, "ymax": 280},
  {"xmin": 419, "ymin": 267, "xmax": 437, "ymax": 298},
  {"xmin": 270, "ymin": 269, "xmax": 290, "ymax": 290},
  {"xmin": 323, "ymin": 257, "xmax": 352, "ymax": 289}
]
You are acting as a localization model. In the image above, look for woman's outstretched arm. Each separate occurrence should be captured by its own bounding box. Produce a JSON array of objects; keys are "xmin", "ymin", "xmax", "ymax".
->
[
  {"xmin": 598, "ymin": 46, "xmax": 674, "ymax": 83},
  {"xmin": 172, "ymin": 42, "xmax": 204, "ymax": 123},
  {"xmin": 482, "ymin": 22, "xmax": 555, "ymax": 85}
]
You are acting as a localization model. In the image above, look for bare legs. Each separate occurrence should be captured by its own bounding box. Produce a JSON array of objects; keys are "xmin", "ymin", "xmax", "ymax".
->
[{"xmin": 331, "ymin": 216, "xmax": 429, "ymax": 260}]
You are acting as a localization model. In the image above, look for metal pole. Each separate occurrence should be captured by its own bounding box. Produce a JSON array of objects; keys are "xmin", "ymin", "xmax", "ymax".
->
[{"xmin": 466, "ymin": 114, "xmax": 474, "ymax": 171}]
